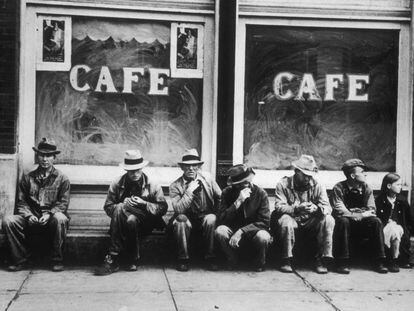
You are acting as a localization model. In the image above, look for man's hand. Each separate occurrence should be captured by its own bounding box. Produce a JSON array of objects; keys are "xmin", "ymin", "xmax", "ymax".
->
[
  {"xmin": 186, "ymin": 181, "xmax": 200, "ymax": 194},
  {"xmin": 235, "ymin": 188, "xmax": 251, "ymax": 209},
  {"xmin": 296, "ymin": 202, "xmax": 311, "ymax": 213},
  {"xmin": 131, "ymin": 196, "xmax": 146, "ymax": 206},
  {"xmin": 124, "ymin": 197, "xmax": 140, "ymax": 208},
  {"xmin": 303, "ymin": 203, "xmax": 318, "ymax": 214},
  {"xmin": 28, "ymin": 215, "xmax": 39, "ymax": 225},
  {"xmin": 361, "ymin": 210, "xmax": 376, "ymax": 218},
  {"xmin": 38, "ymin": 213, "xmax": 51, "ymax": 226},
  {"xmin": 229, "ymin": 230, "xmax": 243, "ymax": 248}
]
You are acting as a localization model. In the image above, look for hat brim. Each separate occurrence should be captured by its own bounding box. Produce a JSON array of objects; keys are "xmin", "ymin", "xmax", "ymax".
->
[
  {"xmin": 227, "ymin": 171, "xmax": 255, "ymax": 186},
  {"xmin": 178, "ymin": 160, "xmax": 204, "ymax": 165},
  {"xmin": 292, "ymin": 164, "xmax": 318, "ymax": 177},
  {"xmin": 121, "ymin": 160, "xmax": 149, "ymax": 171},
  {"xmin": 32, "ymin": 147, "xmax": 61, "ymax": 155}
]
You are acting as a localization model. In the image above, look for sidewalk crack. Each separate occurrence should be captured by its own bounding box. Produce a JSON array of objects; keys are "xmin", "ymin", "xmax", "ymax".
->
[
  {"xmin": 163, "ymin": 267, "xmax": 179, "ymax": 311},
  {"xmin": 294, "ymin": 270, "xmax": 341, "ymax": 311},
  {"xmin": 5, "ymin": 270, "xmax": 33, "ymax": 311}
]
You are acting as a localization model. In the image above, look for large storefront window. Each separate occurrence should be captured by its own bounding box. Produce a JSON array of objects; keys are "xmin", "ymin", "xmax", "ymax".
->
[
  {"xmin": 36, "ymin": 17, "xmax": 202, "ymax": 167},
  {"xmin": 244, "ymin": 26, "xmax": 398, "ymax": 171}
]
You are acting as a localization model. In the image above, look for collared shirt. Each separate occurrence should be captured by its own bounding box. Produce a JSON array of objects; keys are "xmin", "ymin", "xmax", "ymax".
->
[
  {"xmin": 331, "ymin": 180, "xmax": 376, "ymax": 217},
  {"xmin": 16, "ymin": 166, "xmax": 71, "ymax": 218},
  {"xmin": 169, "ymin": 171, "xmax": 222, "ymax": 218},
  {"xmin": 103, "ymin": 172, "xmax": 167, "ymax": 218},
  {"xmin": 274, "ymin": 175, "xmax": 331, "ymax": 220}
]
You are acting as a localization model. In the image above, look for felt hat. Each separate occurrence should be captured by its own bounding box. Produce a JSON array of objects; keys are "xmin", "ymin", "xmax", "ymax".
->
[
  {"xmin": 121, "ymin": 150, "xmax": 149, "ymax": 171},
  {"xmin": 292, "ymin": 155, "xmax": 318, "ymax": 177},
  {"xmin": 32, "ymin": 138, "xmax": 60, "ymax": 155},
  {"xmin": 178, "ymin": 149, "xmax": 204, "ymax": 165},
  {"xmin": 227, "ymin": 164, "xmax": 255, "ymax": 185}
]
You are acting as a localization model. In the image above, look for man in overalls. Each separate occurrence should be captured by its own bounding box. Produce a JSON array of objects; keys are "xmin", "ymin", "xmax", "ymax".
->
[{"xmin": 332, "ymin": 159, "xmax": 388, "ymax": 274}]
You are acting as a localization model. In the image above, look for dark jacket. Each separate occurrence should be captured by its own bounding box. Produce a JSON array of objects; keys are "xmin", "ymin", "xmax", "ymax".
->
[
  {"xmin": 103, "ymin": 173, "xmax": 168, "ymax": 220},
  {"xmin": 16, "ymin": 166, "xmax": 70, "ymax": 219},
  {"xmin": 218, "ymin": 184, "xmax": 270, "ymax": 237},
  {"xmin": 375, "ymin": 193, "xmax": 413, "ymax": 235}
]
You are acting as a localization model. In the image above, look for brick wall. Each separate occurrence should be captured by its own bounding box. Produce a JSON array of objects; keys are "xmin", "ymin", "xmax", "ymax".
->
[{"xmin": 0, "ymin": 0, "xmax": 18, "ymax": 154}]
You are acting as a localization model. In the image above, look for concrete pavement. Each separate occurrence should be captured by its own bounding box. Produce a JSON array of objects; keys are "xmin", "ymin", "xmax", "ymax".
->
[{"xmin": 1, "ymin": 265, "xmax": 413, "ymax": 311}]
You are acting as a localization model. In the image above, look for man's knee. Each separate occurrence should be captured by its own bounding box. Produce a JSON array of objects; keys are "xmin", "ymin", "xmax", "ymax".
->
[
  {"xmin": 278, "ymin": 214, "xmax": 296, "ymax": 229},
  {"xmin": 126, "ymin": 214, "xmax": 138, "ymax": 227},
  {"xmin": 2, "ymin": 215, "xmax": 21, "ymax": 229},
  {"xmin": 335, "ymin": 216, "xmax": 350, "ymax": 228},
  {"xmin": 173, "ymin": 214, "xmax": 191, "ymax": 229},
  {"xmin": 322, "ymin": 215, "xmax": 335, "ymax": 230},
  {"xmin": 50, "ymin": 212, "xmax": 68, "ymax": 225},
  {"xmin": 203, "ymin": 214, "xmax": 217, "ymax": 227},
  {"xmin": 215, "ymin": 225, "xmax": 231, "ymax": 239},
  {"xmin": 255, "ymin": 230, "xmax": 271, "ymax": 245}
]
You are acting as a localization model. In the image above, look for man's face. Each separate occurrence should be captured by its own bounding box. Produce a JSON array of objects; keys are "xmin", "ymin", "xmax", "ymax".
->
[
  {"xmin": 233, "ymin": 180, "xmax": 251, "ymax": 191},
  {"xmin": 294, "ymin": 169, "xmax": 312, "ymax": 187},
  {"xmin": 181, "ymin": 164, "xmax": 200, "ymax": 180},
  {"xmin": 351, "ymin": 166, "xmax": 367, "ymax": 184},
  {"xmin": 37, "ymin": 153, "xmax": 55, "ymax": 170},
  {"xmin": 127, "ymin": 168, "xmax": 143, "ymax": 182}
]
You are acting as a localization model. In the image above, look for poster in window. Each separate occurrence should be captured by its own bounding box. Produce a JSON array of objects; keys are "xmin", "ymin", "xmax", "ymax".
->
[
  {"xmin": 170, "ymin": 23, "xmax": 204, "ymax": 78},
  {"xmin": 36, "ymin": 15, "xmax": 71, "ymax": 71}
]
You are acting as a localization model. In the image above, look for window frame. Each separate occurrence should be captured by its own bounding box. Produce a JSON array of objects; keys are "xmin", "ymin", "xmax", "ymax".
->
[
  {"xmin": 20, "ymin": 4, "xmax": 217, "ymax": 186},
  {"xmin": 233, "ymin": 17, "xmax": 412, "ymax": 193}
]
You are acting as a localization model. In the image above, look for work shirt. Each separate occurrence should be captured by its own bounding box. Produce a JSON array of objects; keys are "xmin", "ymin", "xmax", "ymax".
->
[
  {"xmin": 16, "ymin": 166, "xmax": 70, "ymax": 219},
  {"xmin": 331, "ymin": 180, "xmax": 376, "ymax": 217}
]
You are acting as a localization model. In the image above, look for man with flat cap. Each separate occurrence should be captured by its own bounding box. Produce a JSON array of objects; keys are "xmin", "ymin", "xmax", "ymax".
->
[
  {"xmin": 215, "ymin": 164, "xmax": 271, "ymax": 272},
  {"xmin": 2, "ymin": 138, "xmax": 70, "ymax": 272},
  {"xmin": 95, "ymin": 150, "xmax": 168, "ymax": 275},
  {"xmin": 332, "ymin": 158, "xmax": 388, "ymax": 274},
  {"xmin": 271, "ymin": 155, "xmax": 334, "ymax": 274},
  {"xmin": 169, "ymin": 149, "xmax": 221, "ymax": 271}
]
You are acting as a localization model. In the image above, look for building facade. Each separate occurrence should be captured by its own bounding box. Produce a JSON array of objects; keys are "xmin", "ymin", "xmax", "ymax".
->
[{"xmin": 0, "ymin": 0, "xmax": 413, "ymax": 234}]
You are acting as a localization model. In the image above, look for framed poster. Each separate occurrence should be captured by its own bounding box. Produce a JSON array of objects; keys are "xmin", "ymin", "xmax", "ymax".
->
[
  {"xmin": 36, "ymin": 15, "xmax": 71, "ymax": 71},
  {"xmin": 170, "ymin": 22, "xmax": 204, "ymax": 78}
]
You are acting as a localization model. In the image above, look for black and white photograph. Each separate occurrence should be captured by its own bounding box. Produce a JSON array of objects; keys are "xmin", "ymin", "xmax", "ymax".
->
[
  {"xmin": 170, "ymin": 22, "xmax": 204, "ymax": 78},
  {"xmin": 36, "ymin": 15, "xmax": 71, "ymax": 71},
  {"xmin": 1, "ymin": 1, "xmax": 414, "ymax": 311}
]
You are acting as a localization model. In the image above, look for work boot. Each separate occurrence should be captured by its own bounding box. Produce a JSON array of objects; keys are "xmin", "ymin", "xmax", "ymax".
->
[
  {"xmin": 388, "ymin": 259, "xmax": 400, "ymax": 273},
  {"xmin": 7, "ymin": 262, "xmax": 27, "ymax": 272},
  {"xmin": 94, "ymin": 254, "xmax": 120, "ymax": 276},
  {"xmin": 126, "ymin": 260, "xmax": 140, "ymax": 272},
  {"xmin": 176, "ymin": 259, "xmax": 189, "ymax": 272},
  {"xmin": 51, "ymin": 261, "xmax": 64, "ymax": 272},
  {"xmin": 373, "ymin": 260, "xmax": 388, "ymax": 274},
  {"xmin": 315, "ymin": 257, "xmax": 328, "ymax": 274},
  {"xmin": 280, "ymin": 258, "xmax": 293, "ymax": 273},
  {"xmin": 206, "ymin": 258, "xmax": 219, "ymax": 271},
  {"xmin": 336, "ymin": 259, "xmax": 350, "ymax": 274}
]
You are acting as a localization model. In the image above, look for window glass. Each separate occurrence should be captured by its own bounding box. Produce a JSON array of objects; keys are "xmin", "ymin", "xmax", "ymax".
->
[
  {"xmin": 244, "ymin": 26, "xmax": 398, "ymax": 171},
  {"xmin": 36, "ymin": 17, "xmax": 202, "ymax": 166}
]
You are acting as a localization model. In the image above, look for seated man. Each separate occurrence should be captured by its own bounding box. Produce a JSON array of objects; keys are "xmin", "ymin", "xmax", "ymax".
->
[
  {"xmin": 215, "ymin": 164, "xmax": 271, "ymax": 272},
  {"xmin": 95, "ymin": 150, "xmax": 168, "ymax": 275},
  {"xmin": 169, "ymin": 149, "xmax": 221, "ymax": 272},
  {"xmin": 332, "ymin": 159, "xmax": 388, "ymax": 274},
  {"xmin": 2, "ymin": 138, "xmax": 70, "ymax": 272},
  {"xmin": 271, "ymin": 155, "xmax": 334, "ymax": 274}
]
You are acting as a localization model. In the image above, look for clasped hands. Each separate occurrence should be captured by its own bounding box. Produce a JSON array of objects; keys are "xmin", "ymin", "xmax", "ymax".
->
[
  {"xmin": 28, "ymin": 213, "xmax": 50, "ymax": 226},
  {"xmin": 296, "ymin": 202, "xmax": 318, "ymax": 214},
  {"xmin": 349, "ymin": 208, "xmax": 376, "ymax": 221},
  {"xmin": 124, "ymin": 196, "xmax": 146, "ymax": 210}
]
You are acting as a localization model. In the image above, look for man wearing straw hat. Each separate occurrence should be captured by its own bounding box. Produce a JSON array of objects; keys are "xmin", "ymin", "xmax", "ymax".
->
[
  {"xmin": 95, "ymin": 150, "xmax": 168, "ymax": 275},
  {"xmin": 271, "ymin": 155, "xmax": 334, "ymax": 274},
  {"xmin": 215, "ymin": 164, "xmax": 271, "ymax": 272},
  {"xmin": 169, "ymin": 149, "xmax": 222, "ymax": 272},
  {"xmin": 2, "ymin": 138, "xmax": 70, "ymax": 272}
]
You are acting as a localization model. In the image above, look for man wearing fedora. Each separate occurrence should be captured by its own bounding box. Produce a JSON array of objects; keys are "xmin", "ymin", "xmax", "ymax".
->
[
  {"xmin": 169, "ymin": 149, "xmax": 222, "ymax": 271},
  {"xmin": 271, "ymin": 155, "xmax": 334, "ymax": 274},
  {"xmin": 2, "ymin": 138, "xmax": 70, "ymax": 272},
  {"xmin": 332, "ymin": 158, "xmax": 388, "ymax": 274},
  {"xmin": 215, "ymin": 164, "xmax": 271, "ymax": 272},
  {"xmin": 95, "ymin": 150, "xmax": 168, "ymax": 275}
]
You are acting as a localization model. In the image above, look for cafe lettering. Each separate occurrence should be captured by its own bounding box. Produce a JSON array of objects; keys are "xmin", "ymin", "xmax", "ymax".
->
[
  {"xmin": 69, "ymin": 64, "xmax": 170, "ymax": 95},
  {"xmin": 273, "ymin": 72, "xmax": 370, "ymax": 101}
]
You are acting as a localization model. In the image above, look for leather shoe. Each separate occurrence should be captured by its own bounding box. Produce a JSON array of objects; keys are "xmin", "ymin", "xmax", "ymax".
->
[
  {"xmin": 94, "ymin": 254, "xmax": 120, "ymax": 276},
  {"xmin": 388, "ymin": 259, "xmax": 399, "ymax": 273},
  {"xmin": 373, "ymin": 262, "xmax": 388, "ymax": 274},
  {"xmin": 280, "ymin": 258, "xmax": 293, "ymax": 273},
  {"xmin": 51, "ymin": 263, "xmax": 64, "ymax": 272},
  {"xmin": 8, "ymin": 262, "xmax": 26, "ymax": 272},
  {"xmin": 176, "ymin": 260, "xmax": 189, "ymax": 272},
  {"xmin": 315, "ymin": 258, "xmax": 328, "ymax": 274},
  {"xmin": 254, "ymin": 265, "xmax": 265, "ymax": 272},
  {"xmin": 336, "ymin": 265, "xmax": 350, "ymax": 274},
  {"xmin": 206, "ymin": 259, "xmax": 219, "ymax": 271}
]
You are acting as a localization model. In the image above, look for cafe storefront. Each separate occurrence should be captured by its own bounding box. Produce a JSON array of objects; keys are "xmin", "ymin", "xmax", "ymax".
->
[{"xmin": 15, "ymin": 0, "xmax": 414, "ymax": 200}]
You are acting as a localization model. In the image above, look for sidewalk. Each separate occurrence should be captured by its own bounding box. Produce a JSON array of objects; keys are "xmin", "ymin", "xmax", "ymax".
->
[{"xmin": 1, "ymin": 264, "xmax": 413, "ymax": 311}]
